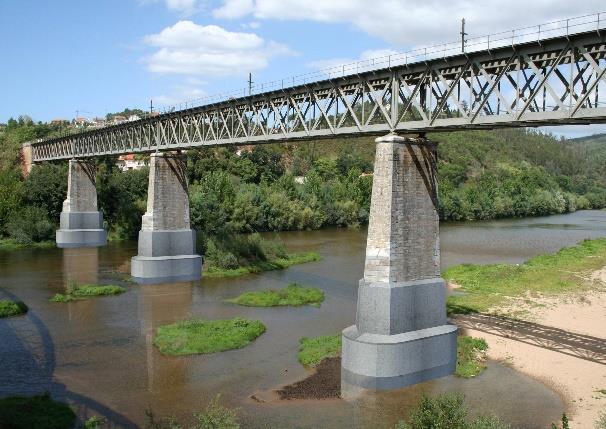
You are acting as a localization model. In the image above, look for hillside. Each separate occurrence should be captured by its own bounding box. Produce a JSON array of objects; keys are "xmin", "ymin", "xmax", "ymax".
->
[{"xmin": 567, "ymin": 133, "xmax": 606, "ymax": 179}]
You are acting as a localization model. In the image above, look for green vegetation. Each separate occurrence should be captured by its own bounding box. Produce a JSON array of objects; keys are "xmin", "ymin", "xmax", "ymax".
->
[
  {"xmin": 596, "ymin": 409, "xmax": 606, "ymax": 429},
  {"xmin": 203, "ymin": 232, "xmax": 320, "ymax": 277},
  {"xmin": 153, "ymin": 318, "xmax": 266, "ymax": 356},
  {"xmin": 0, "ymin": 299, "xmax": 28, "ymax": 318},
  {"xmin": 394, "ymin": 393, "xmax": 511, "ymax": 429},
  {"xmin": 0, "ymin": 239, "xmax": 54, "ymax": 251},
  {"xmin": 445, "ymin": 238, "xmax": 606, "ymax": 314},
  {"xmin": 297, "ymin": 334, "xmax": 342, "ymax": 367},
  {"xmin": 3, "ymin": 117, "xmax": 606, "ymax": 272},
  {"xmin": 205, "ymin": 251, "xmax": 321, "ymax": 278},
  {"xmin": 50, "ymin": 282, "xmax": 126, "ymax": 303},
  {"xmin": 0, "ymin": 393, "xmax": 76, "ymax": 429},
  {"xmin": 456, "ymin": 336, "xmax": 488, "ymax": 378},
  {"xmin": 146, "ymin": 395, "xmax": 240, "ymax": 429},
  {"xmin": 226, "ymin": 283, "xmax": 324, "ymax": 307},
  {"xmin": 297, "ymin": 334, "xmax": 488, "ymax": 376},
  {"xmin": 84, "ymin": 416, "xmax": 106, "ymax": 429},
  {"xmin": 551, "ymin": 414, "xmax": 570, "ymax": 429}
]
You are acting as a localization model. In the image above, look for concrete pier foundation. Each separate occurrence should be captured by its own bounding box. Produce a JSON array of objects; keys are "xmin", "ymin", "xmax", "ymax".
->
[
  {"xmin": 56, "ymin": 159, "xmax": 107, "ymax": 248},
  {"xmin": 131, "ymin": 152, "xmax": 202, "ymax": 284},
  {"xmin": 341, "ymin": 134, "xmax": 457, "ymax": 396}
]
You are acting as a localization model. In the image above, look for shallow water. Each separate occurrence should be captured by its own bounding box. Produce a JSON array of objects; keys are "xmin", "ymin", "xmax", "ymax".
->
[{"xmin": 1, "ymin": 210, "xmax": 605, "ymax": 428}]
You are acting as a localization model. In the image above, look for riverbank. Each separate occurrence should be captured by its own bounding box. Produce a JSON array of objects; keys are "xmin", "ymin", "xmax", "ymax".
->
[
  {"xmin": 445, "ymin": 238, "xmax": 606, "ymax": 314},
  {"xmin": 0, "ymin": 239, "xmax": 54, "ymax": 252},
  {"xmin": 445, "ymin": 238, "xmax": 606, "ymax": 427},
  {"xmin": 454, "ymin": 288, "xmax": 606, "ymax": 428}
]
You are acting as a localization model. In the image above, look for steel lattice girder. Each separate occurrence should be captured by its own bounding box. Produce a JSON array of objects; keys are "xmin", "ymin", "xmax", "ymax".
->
[{"xmin": 31, "ymin": 30, "xmax": 606, "ymax": 162}]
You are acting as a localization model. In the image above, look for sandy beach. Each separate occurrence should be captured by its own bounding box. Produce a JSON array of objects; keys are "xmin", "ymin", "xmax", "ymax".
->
[{"xmin": 454, "ymin": 277, "xmax": 606, "ymax": 428}]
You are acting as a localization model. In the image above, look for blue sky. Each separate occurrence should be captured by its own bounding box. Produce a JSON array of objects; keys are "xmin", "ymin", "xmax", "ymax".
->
[{"xmin": 1, "ymin": 0, "xmax": 604, "ymax": 137}]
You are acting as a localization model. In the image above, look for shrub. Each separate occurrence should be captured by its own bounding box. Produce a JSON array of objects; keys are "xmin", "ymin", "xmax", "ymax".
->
[
  {"xmin": 400, "ymin": 393, "xmax": 468, "ymax": 429},
  {"xmin": 6, "ymin": 206, "xmax": 54, "ymax": 244},
  {"xmin": 395, "ymin": 394, "xmax": 511, "ymax": 429},
  {"xmin": 84, "ymin": 416, "xmax": 106, "ymax": 429},
  {"xmin": 204, "ymin": 239, "xmax": 241, "ymax": 270},
  {"xmin": 0, "ymin": 393, "xmax": 76, "ymax": 429},
  {"xmin": 193, "ymin": 395, "xmax": 240, "ymax": 429},
  {"xmin": 0, "ymin": 299, "xmax": 28, "ymax": 318},
  {"xmin": 596, "ymin": 409, "xmax": 606, "ymax": 429},
  {"xmin": 145, "ymin": 396, "xmax": 240, "ymax": 429}
]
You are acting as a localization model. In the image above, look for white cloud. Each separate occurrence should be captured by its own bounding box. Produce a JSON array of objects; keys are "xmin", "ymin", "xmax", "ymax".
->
[
  {"xmin": 154, "ymin": 84, "xmax": 208, "ymax": 107},
  {"xmin": 212, "ymin": 0, "xmax": 604, "ymax": 46},
  {"xmin": 143, "ymin": 21, "xmax": 292, "ymax": 77},
  {"xmin": 214, "ymin": 0, "xmax": 254, "ymax": 19},
  {"xmin": 306, "ymin": 48, "xmax": 399, "ymax": 72}
]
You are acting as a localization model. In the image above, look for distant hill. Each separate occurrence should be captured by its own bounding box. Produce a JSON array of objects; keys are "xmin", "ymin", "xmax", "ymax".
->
[{"xmin": 566, "ymin": 133, "xmax": 606, "ymax": 179}]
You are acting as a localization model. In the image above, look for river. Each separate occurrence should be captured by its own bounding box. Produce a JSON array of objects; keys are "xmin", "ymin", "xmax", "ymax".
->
[{"xmin": 1, "ymin": 210, "xmax": 605, "ymax": 428}]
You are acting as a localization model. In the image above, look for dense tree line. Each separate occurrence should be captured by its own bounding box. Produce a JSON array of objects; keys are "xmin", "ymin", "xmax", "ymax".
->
[{"xmin": 1, "ymin": 116, "xmax": 606, "ymax": 248}]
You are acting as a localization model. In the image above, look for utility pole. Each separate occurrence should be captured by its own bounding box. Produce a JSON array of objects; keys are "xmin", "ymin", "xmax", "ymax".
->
[
  {"xmin": 248, "ymin": 73, "xmax": 254, "ymax": 96},
  {"xmin": 150, "ymin": 99, "xmax": 154, "ymax": 116},
  {"xmin": 461, "ymin": 18, "xmax": 468, "ymax": 53}
]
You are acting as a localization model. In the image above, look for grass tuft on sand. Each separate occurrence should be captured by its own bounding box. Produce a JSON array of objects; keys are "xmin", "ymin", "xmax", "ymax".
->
[
  {"xmin": 153, "ymin": 317, "xmax": 266, "ymax": 356},
  {"xmin": 0, "ymin": 299, "xmax": 28, "ymax": 318},
  {"xmin": 444, "ymin": 238, "xmax": 606, "ymax": 314},
  {"xmin": 50, "ymin": 283, "xmax": 126, "ymax": 303},
  {"xmin": 205, "ymin": 252, "xmax": 321, "ymax": 278},
  {"xmin": 298, "ymin": 334, "xmax": 342, "ymax": 367},
  {"xmin": 226, "ymin": 283, "xmax": 324, "ymax": 307},
  {"xmin": 0, "ymin": 393, "xmax": 76, "ymax": 429},
  {"xmin": 456, "ymin": 336, "xmax": 488, "ymax": 378}
]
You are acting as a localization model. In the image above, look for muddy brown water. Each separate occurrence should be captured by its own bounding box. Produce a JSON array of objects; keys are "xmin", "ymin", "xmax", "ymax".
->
[{"xmin": 1, "ymin": 210, "xmax": 606, "ymax": 428}]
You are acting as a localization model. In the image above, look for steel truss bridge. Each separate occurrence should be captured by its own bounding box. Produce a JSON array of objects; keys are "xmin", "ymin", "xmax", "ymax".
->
[{"xmin": 32, "ymin": 25, "xmax": 606, "ymax": 161}]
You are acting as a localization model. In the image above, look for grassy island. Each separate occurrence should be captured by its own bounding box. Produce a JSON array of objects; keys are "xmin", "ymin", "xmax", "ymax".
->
[
  {"xmin": 0, "ymin": 393, "xmax": 76, "ymax": 429},
  {"xmin": 205, "ymin": 251, "xmax": 321, "ymax": 278},
  {"xmin": 153, "ymin": 317, "xmax": 266, "ymax": 356},
  {"xmin": 445, "ymin": 238, "xmax": 606, "ymax": 314},
  {"xmin": 297, "ymin": 334, "xmax": 342, "ymax": 367},
  {"xmin": 227, "ymin": 283, "xmax": 324, "ymax": 307},
  {"xmin": 50, "ymin": 283, "xmax": 126, "ymax": 303},
  {"xmin": 0, "ymin": 299, "xmax": 28, "ymax": 318}
]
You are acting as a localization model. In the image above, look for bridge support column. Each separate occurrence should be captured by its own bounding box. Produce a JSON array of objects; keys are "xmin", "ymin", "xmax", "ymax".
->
[
  {"xmin": 341, "ymin": 134, "xmax": 457, "ymax": 396},
  {"xmin": 56, "ymin": 159, "xmax": 107, "ymax": 248},
  {"xmin": 131, "ymin": 153, "xmax": 202, "ymax": 284}
]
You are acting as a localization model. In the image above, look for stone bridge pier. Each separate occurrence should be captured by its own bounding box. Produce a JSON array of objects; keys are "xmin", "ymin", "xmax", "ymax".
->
[
  {"xmin": 56, "ymin": 159, "xmax": 107, "ymax": 248},
  {"xmin": 131, "ymin": 152, "xmax": 202, "ymax": 284},
  {"xmin": 341, "ymin": 134, "xmax": 457, "ymax": 396}
]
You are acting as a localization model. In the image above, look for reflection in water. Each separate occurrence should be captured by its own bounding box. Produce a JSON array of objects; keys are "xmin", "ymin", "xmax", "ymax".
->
[
  {"xmin": 2, "ymin": 211, "xmax": 605, "ymax": 427},
  {"xmin": 63, "ymin": 247, "xmax": 99, "ymax": 286},
  {"xmin": 138, "ymin": 283, "xmax": 193, "ymax": 392}
]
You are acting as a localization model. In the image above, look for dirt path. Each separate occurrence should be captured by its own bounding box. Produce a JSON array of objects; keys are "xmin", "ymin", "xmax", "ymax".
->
[{"xmin": 454, "ymin": 286, "xmax": 606, "ymax": 428}]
